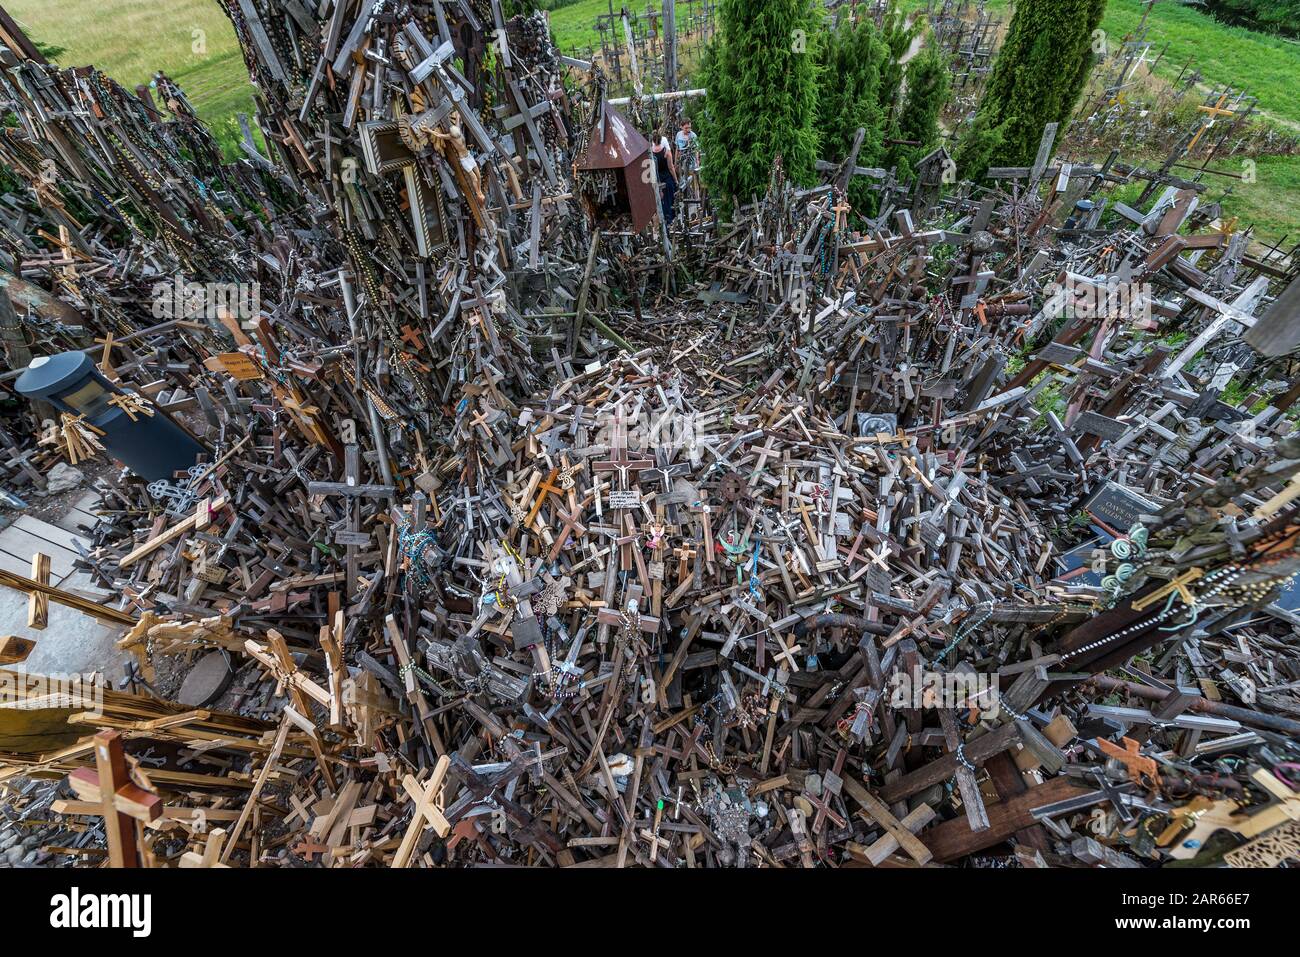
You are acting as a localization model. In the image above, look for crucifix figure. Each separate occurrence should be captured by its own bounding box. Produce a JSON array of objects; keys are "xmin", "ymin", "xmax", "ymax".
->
[
  {"xmin": 594, "ymin": 415, "xmax": 654, "ymax": 490},
  {"xmin": 646, "ymin": 454, "xmax": 690, "ymax": 496}
]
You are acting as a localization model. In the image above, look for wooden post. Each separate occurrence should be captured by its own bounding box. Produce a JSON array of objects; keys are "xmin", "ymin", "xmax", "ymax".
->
[
  {"xmin": 662, "ymin": 0, "xmax": 678, "ymax": 94},
  {"xmin": 27, "ymin": 552, "xmax": 50, "ymax": 630}
]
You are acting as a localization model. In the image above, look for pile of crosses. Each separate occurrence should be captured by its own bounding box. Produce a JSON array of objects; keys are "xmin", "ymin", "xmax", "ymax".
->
[{"xmin": 0, "ymin": 2, "xmax": 1298, "ymax": 869}]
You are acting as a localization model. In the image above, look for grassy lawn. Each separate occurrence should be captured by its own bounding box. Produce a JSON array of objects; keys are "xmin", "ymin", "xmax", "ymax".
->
[
  {"xmin": 6, "ymin": 0, "xmax": 257, "ymax": 154},
  {"xmin": 899, "ymin": 0, "xmax": 1300, "ymax": 243},
  {"xmin": 1095, "ymin": 0, "xmax": 1300, "ymax": 244},
  {"xmin": 548, "ymin": 0, "xmax": 616, "ymax": 51},
  {"xmin": 1093, "ymin": 0, "xmax": 1300, "ymax": 244},
  {"xmin": 1099, "ymin": 0, "xmax": 1300, "ymax": 125}
]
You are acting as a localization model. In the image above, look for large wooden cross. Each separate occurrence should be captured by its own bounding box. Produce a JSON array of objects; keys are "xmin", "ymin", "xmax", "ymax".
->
[
  {"xmin": 595, "ymin": 583, "xmax": 662, "ymax": 639},
  {"xmin": 67, "ymin": 730, "xmax": 162, "ymax": 867},
  {"xmin": 547, "ymin": 505, "xmax": 588, "ymax": 561},
  {"xmin": 392, "ymin": 754, "xmax": 451, "ymax": 867},
  {"xmin": 1187, "ymin": 91, "xmax": 1236, "ymax": 152},
  {"xmin": 307, "ymin": 444, "xmax": 394, "ymax": 598},
  {"xmin": 594, "ymin": 416, "xmax": 653, "ymax": 489},
  {"xmin": 524, "ymin": 468, "xmax": 564, "ymax": 529}
]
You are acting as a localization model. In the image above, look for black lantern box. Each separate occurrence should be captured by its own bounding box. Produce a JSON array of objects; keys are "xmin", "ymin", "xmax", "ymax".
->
[{"xmin": 15, "ymin": 351, "xmax": 206, "ymax": 482}]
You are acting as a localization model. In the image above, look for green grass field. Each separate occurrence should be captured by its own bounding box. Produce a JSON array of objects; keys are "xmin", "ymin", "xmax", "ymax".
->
[
  {"xmin": 1095, "ymin": 0, "xmax": 1300, "ymax": 245},
  {"xmin": 902, "ymin": 0, "xmax": 1300, "ymax": 125},
  {"xmin": 8, "ymin": 0, "xmax": 1300, "ymax": 241},
  {"xmin": 896, "ymin": 0, "xmax": 1300, "ymax": 243},
  {"xmin": 7, "ymin": 0, "xmax": 257, "ymax": 152}
]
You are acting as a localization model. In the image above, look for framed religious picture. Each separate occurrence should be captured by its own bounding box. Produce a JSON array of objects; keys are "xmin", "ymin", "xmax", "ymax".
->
[
  {"xmin": 403, "ymin": 164, "xmax": 451, "ymax": 259},
  {"xmin": 359, "ymin": 120, "xmax": 415, "ymax": 175}
]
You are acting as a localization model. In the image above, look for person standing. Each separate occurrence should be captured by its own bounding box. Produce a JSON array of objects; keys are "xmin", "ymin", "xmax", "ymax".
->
[
  {"xmin": 674, "ymin": 118, "xmax": 700, "ymax": 197},
  {"xmin": 652, "ymin": 130, "xmax": 677, "ymax": 226}
]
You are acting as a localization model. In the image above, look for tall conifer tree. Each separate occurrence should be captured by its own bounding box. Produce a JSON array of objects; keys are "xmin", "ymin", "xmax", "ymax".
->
[
  {"xmin": 815, "ymin": 13, "xmax": 887, "ymax": 212},
  {"xmin": 700, "ymin": 0, "xmax": 822, "ymax": 204},
  {"xmin": 962, "ymin": 0, "xmax": 1105, "ymax": 174},
  {"xmin": 888, "ymin": 47, "xmax": 950, "ymax": 181}
]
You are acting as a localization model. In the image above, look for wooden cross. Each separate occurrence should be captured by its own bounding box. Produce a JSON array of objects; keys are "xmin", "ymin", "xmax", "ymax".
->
[
  {"xmin": 27, "ymin": 551, "xmax": 49, "ymax": 629},
  {"xmin": 673, "ymin": 543, "xmax": 697, "ymax": 581},
  {"xmin": 892, "ymin": 364, "xmax": 920, "ymax": 400},
  {"xmin": 611, "ymin": 516, "xmax": 641, "ymax": 573},
  {"xmin": 179, "ymin": 827, "xmax": 231, "ymax": 868},
  {"xmin": 771, "ymin": 633, "xmax": 802, "ymax": 672},
  {"xmin": 639, "ymin": 799, "xmax": 669, "ymax": 859},
  {"xmin": 264, "ymin": 629, "xmax": 336, "ymax": 788},
  {"xmin": 851, "ymin": 803, "xmax": 935, "ymax": 865},
  {"xmin": 392, "ymin": 754, "xmax": 451, "ymax": 867},
  {"xmin": 106, "ymin": 391, "xmax": 155, "ymax": 421},
  {"xmin": 524, "ymin": 468, "xmax": 564, "ymax": 529},
  {"xmin": 306, "ymin": 444, "xmax": 394, "ymax": 598},
  {"xmin": 468, "ymin": 405, "xmax": 498, "ymax": 442},
  {"xmin": 67, "ymin": 730, "xmax": 162, "ymax": 867},
  {"xmin": 841, "ymin": 776, "xmax": 933, "ymax": 865},
  {"xmin": 806, "ymin": 786, "xmax": 846, "ymax": 835},
  {"xmin": 547, "ymin": 505, "xmax": 587, "ymax": 561},
  {"xmin": 646, "ymin": 458, "xmax": 690, "ymax": 494},
  {"xmin": 1188, "ymin": 92, "xmax": 1235, "ymax": 152},
  {"xmin": 399, "ymin": 324, "xmax": 427, "ymax": 352},
  {"xmin": 938, "ymin": 706, "xmax": 990, "ymax": 832},
  {"xmin": 1131, "ymin": 566, "xmax": 1203, "ymax": 612},
  {"xmin": 1094, "ymin": 735, "xmax": 1160, "ymax": 789},
  {"xmin": 595, "ymin": 584, "xmax": 661, "ymax": 637},
  {"xmin": 866, "ymin": 543, "xmax": 892, "ymax": 570},
  {"xmin": 689, "ymin": 492, "xmax": 716, "ymax": 566},
  {"xmin": 593, "ymin": 417, "xmax": 653, "ymax": 489}
]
